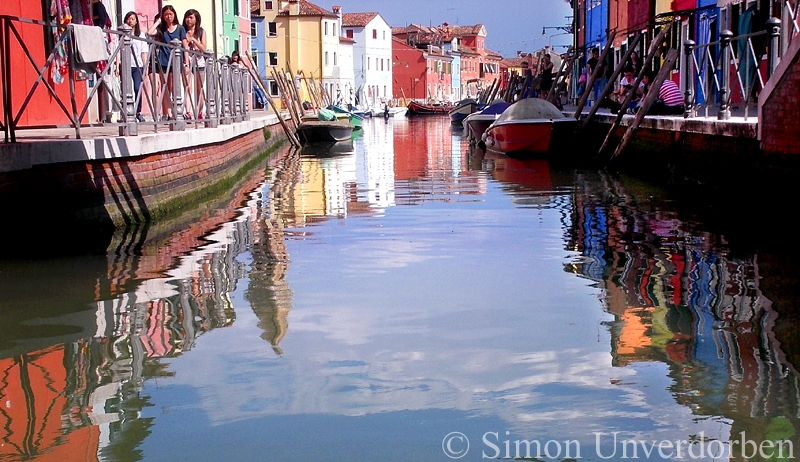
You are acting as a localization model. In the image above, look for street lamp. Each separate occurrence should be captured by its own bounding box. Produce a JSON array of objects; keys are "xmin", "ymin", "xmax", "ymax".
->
[{"xmin": 542, "ymin": 25, "xmax": 573, "ymax": 36}]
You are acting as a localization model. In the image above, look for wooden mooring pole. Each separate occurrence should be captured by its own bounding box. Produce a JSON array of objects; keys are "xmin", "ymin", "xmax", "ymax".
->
[{"xmin": 605, "ymin": 48, "xmax": 679, "ymax": 166}]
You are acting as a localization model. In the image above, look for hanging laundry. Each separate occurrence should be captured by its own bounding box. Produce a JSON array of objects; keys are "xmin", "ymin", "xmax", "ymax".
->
[{"xmin": 49, "ymin": 0, "xmax": 72, "ymax": 84}]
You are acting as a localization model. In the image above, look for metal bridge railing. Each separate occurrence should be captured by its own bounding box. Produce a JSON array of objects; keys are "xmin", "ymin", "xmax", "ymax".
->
[
  {"xmin": 682, "ymin": 27, "xmax": 777, "ymax": 120},
  {"xmin": 0, "ymin": 15, "xmax": 251, "ymax": 142}
]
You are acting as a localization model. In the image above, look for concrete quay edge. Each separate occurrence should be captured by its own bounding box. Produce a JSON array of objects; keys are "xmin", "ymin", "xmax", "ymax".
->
[{"xmin": 0, "ymin": 112, "xmax": 283, "ymax": 173}]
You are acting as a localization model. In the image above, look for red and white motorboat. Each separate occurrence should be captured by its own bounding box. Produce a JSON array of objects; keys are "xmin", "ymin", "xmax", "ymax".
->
[{"xmin": 482, "ymin": 98, "xmax": 576, "ymax": 155}]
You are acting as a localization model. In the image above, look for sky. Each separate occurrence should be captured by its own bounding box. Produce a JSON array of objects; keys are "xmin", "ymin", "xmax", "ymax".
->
[{"xmin": 315, "ymin": 0, "xmax": 576, "ymax": 58}]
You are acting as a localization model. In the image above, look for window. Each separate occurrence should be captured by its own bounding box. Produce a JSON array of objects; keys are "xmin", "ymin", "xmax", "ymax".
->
[
  {"xmin": 325, "ymin": 51, "xmax": 329, "ymax": 66},
  {"xmin": 268, "ymin": 22, "xmax": 277, "ymax": 37},
  {"xmin": 368, "ymin": 57, "xmax": 370, "ymax": 70},
  {"xmin": 325, "ymin": 22, "xmax": 328, "ymax": 36},
  {"xmin": 269, "ymin": 80, "xmax": 279, "ymax": 97},
  {"xmin": 346, "ymin": 29, "xmax": 353, "ymax": 38},
  {"xmin": 334, "ymin": 52, "xmax": 337, "ymax": 66},
  {"xmin": 233, "ymin": 0, "xmax": 239, "ymax": 16},
  {"xmin": 372, "ymin": 29, "xmax": 377, "ymax": 39},
  {"xmin": 265, "ymin": 0, "xmax": 273, "ymax": 9},
  {"xmin": 251, "ymin": 49, "xmax": 258, "ymax": 66},
  {"xmin": 251, "ymin": 23, "xmax": 257, "ymax": 37},
  {"xmin": 269, "ymin": 52, "xmax": 278, "ymax": 66},
  {"xmin": 380, "ymin": 59, "xmax": 383, "ymax": 71},
  {"xmin": 383, "ymin": 30, "xmax": 385, "ymax": 40}
]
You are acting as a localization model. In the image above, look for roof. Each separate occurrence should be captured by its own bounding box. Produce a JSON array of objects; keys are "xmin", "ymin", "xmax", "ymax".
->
[
  {"xmin": 485, "ymin": 49, "xmax": 503, "ymax": 59},
  {"xmin": 342, "ymin": 12, "xmax": 379, "ymax": 27},
  {"xmin": 445, "ymin": 24, "xmax": 486, "ymax": 37},
  {"xmin": 458, "ymin": 46, "xmax": 480, "ymax": 56},
  {"xmin": 278, "ymin": 0, "xmax": 339, "ymax": 19},
  {"xmin": 339, "ymin": 36, "xmax": 355, "ymax": 44},
  {"xmin": 500, "ymin": 56, "xmax": 540, "ymax": 69}
]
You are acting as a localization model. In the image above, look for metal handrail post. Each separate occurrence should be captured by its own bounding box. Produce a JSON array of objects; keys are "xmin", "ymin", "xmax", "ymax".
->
[
  {"xmin": 718, "ymin": 30, "xmax": 732, "ymax": 120},
  {"xmin": 220, "ymin": 56, "xmax": 232, "ymax": 124},
  {"xmin": 204, "ymin": 51, "xmax": 218, "ymax": 128},
  {"xmin": 169, "ymin": 38, "xmax": 186, "ymax": 131},
  {"xmin": 232, "ymin": 65, "xmax": 241, "ymax": 122},
  {"xmin": 683, "ymin": 39, "xmax": 695, "ymax": 118},
  {"xmin": 242, "ymin": 68, "xmax": 250, "ymax": 121},
  {"xmin": 118, "ymin": 24, "xmax": 137, "ymax": 136},
  {"xmin": 2, "ymin": 17, "xmax": 13, "ymax": 142},
  {"xmin": 767, "ymin": 16, "xmax": 781, "ymax": 79}
]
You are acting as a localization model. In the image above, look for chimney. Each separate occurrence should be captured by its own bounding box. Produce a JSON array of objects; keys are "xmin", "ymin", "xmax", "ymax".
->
[
  {"xmin": 288, "ymin": 0, "xmax": 299, "ymax": 16},
  {"xmin": 332, "ymin": 5, "xmax": 341, "ymax": 14}
]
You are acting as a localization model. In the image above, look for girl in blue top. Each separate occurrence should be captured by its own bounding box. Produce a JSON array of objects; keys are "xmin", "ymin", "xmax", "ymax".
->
[{"xmin": 148, "ymin": 5, "xmax": 188, "ymax": 120}]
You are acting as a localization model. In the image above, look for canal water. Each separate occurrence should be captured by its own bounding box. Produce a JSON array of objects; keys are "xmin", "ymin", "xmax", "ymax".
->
[{"xmin": 1, "ymin": 116, "xmax": 798, "ymax": 462}]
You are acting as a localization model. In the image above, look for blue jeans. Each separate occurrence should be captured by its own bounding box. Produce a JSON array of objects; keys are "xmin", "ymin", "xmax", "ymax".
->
[
  {"xmin": 592, "ymin": 77, "xmax": 607, "ymax": 105},
  {"xmin": 131, "ymin": 67, "xmax": 143, "ymax": 114}
]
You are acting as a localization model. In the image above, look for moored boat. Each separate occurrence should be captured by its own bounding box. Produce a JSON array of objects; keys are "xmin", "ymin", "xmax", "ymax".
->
[
  {"xmin": 296, "ymin": 120, "xmax": 354, "ymax": 143},
  {"xmin": 328, "ymin": 104, "xmax": 364, "ymax": 129},
  {"xmin": 463, "ymin": 99, "xmax": 510, "ymax": 144},
  {"xmin": 482, "ymin": 98, "xmax": 576, "ymax": 156},
  {"xmin": 406, "ymin": 100, "xmax": 451, "ymax": 116},
  {"xmin": 377, "ymin": 104, "xmax": 408, "ymax": 117},
  {"xmin": 448, "ymin": 98, "xmax": 480, "ymax": 125}
]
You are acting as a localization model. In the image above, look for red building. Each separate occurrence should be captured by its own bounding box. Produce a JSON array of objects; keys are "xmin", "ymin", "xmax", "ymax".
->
[
  {"xmin": 391, "ymin": 37, "xmax": 427, "ymax": 101},
  {"xmin": 445, "ymin": 24, "xmax": 502, "ymax": 93},
  {"xmin": 392, "ymin": 22, "xmax": 501, "ymax": 101},
  {"xmin": 1, "ymin": 2, "xmax": 90, "ymax": 128}
]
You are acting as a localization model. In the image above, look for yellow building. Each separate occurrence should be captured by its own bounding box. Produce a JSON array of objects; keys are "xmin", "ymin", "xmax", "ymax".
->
[{"xmin": 271, "ymin": 0, "xmax": 337, "ymax": 103}]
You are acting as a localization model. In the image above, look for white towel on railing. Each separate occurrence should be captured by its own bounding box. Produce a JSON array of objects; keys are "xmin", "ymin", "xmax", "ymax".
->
[{"xmin": 72, "ymin": 24, "xmax": 109, "ymax": 63}]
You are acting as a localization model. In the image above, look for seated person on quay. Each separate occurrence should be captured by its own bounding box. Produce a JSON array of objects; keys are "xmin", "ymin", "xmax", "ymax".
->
[
  {"xmin": 640, "ymin": 71, "xmax": 685, "ymax": 115},
  {"xmin": 601, "ymin": 66, "xmax": 642, "ymax": 114}
]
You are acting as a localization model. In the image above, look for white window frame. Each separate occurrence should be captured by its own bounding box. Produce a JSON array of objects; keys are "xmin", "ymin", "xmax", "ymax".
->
[
  {"xmin": 268, "ymin": 22, "xmax": 277, "ymax": 37},
  {"xmin": 265, "ymin": 0, "xmax": 274, "ymax": 10},
  {"xmin": 269, "ymin": 52, "xmax": 278, "ymax": 66},
  {"xmin": 251, "ymin": 23, "xmax": 257, "ymax": 37}
]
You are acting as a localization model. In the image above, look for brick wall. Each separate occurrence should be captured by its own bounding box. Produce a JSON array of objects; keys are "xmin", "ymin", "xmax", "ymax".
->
[
  {"xmin": 0, "ymin": 124, "xmax": 288, "ymax": 235},
  {"xmin": 760, "ymin": 36, "xmax": 800, "ymax": 156}
]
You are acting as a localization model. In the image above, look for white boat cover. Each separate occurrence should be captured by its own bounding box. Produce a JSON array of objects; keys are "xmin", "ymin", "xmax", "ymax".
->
[{"xmin": 497, "ymin": 98, "xmax": 566, "ymax": 122}]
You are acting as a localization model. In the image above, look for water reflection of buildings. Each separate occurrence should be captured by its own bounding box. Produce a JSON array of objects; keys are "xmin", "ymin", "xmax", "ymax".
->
[
  {"xmin": 566, "ymin": 172, "xmax": 800, "ymax": 455},
  {"xmin": 359, "ymin": 120, "xmax": 395, "ymax": 211},
  {"xmin": 392, "ymin": 118, "xmax": 486, "ymax": 202},
  {"xmin": 0, "ymin": 145, "xmax": 297, "ymax": 460}
]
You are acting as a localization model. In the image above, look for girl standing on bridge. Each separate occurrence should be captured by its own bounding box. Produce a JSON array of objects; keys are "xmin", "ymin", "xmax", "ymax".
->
[{"xmin": 147, "ymin": 5, "xmax": 188, "ymax": 121}]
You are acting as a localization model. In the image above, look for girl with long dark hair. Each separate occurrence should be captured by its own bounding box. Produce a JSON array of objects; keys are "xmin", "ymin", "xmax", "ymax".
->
[
  {"xmin": 147, "ymin": 5, "xmax": 188, "ymax": 120},
  {"xmin": 183, "ymin": 9, "xmax": 207, "ymax": 118}
]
